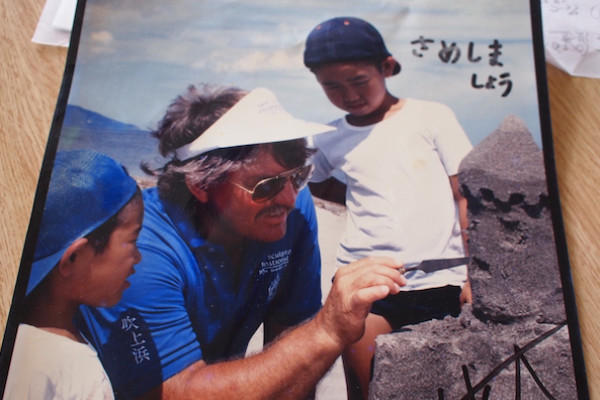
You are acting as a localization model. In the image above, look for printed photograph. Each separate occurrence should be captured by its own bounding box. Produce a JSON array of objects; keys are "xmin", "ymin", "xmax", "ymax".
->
[{"xmin": 0, "ymin": 1, "xmax": 588, "ymax": 399}]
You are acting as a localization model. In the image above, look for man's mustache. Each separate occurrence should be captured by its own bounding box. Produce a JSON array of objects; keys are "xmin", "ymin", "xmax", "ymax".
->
[{"xmin": 256, "ymin": 205, "xmax": 293, "ymax": 218}]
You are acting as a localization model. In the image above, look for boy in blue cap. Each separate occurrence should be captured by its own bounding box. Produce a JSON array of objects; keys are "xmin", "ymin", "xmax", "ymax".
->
[
  {"xmin": 304, "ymin": 16, "xmax": 473, "ymax": 399},
  {"xmin": 3, "ymin": 150, "xmax": 143, "ymax": 399}
]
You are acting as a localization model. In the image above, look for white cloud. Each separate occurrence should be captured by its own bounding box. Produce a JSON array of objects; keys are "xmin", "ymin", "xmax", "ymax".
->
[
  {"xmin": 87, "ymin": 31, "xmax": 115, "ymax": 55},
  {"xmin": 206, "ymin": 46, "xmax": 302, "ymax": 73},
  {"xmin": 89, "ymin": 45, "xmax": 115, "ymax": 55},
  {"xmin": 90, "ymin": 30, "xmax": 114, "ymax": 45}
]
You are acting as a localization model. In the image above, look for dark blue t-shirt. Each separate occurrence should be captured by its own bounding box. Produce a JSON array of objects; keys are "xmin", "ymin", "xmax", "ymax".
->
[{"xmin": 78, "ymin": 187, "xmax": 322, "ymax": 398}]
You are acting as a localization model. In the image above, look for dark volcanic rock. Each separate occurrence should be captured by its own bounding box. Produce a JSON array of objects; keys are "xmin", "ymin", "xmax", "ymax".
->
[
  {"xmin": 371, "ymin": 307, "xmax": 576, "ymax": 400},
  {"xmin": 369, "ymin": 116, "xmax": 577, "ymax": 399},
  {"xmin": 459, "ymin": 116, "xmax": 565, "ymax": 324},
  {"xmin": 458, "ymin": 115, "xmax": 547, "ymax": 204}
]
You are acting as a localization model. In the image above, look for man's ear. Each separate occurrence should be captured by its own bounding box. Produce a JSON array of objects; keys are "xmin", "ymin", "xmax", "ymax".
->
[
  {"xmin": 382, "ymin": 56, "xmax": 397, "ymax": 77},
  {"xmin": 57, "ymin": 238, "xmax": 89, "ymax": 277},
  {"xmin": 185, "ymin": 176, "xmax": 209, "ymax": 203}
]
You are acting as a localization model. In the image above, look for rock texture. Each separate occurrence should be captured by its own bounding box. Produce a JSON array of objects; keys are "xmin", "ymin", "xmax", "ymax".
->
[{"xmin": 369, "ymin": 116, "xmax": 578, "ymax": 399}]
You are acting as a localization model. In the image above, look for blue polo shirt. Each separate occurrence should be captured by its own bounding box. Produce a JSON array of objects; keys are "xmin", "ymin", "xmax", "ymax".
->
[{"xmin": 78, "ymin": 187, "xmax": 322, "ymax": 398}]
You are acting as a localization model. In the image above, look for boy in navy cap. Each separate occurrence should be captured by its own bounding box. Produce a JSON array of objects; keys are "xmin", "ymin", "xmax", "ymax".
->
[
  {"xmin": 3, "ymin": 150, "xmax": 143, "ymax": 399},
  {"xmin": 304, "ymin": 16, "xmax": 473, "ymax": 399}
]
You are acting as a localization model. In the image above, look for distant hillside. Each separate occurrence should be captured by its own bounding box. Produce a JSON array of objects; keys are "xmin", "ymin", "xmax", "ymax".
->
[
  {"xmin": 57, "ymin": 105, "xmax": 167, "ymax": 177},
  {"xmin": 62, "ymin": 105, "xmax": 141, "ymax": 132}
]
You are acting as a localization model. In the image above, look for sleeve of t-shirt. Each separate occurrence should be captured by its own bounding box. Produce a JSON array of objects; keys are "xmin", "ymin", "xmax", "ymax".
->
[
  {"xmin": 431, "ymin": 103, "xmax": 474, "ymax": 176},
  {"xmin": 11, "ymin": 368, "xmax": 112, "ymax": 400},
  {"xmin": 267, "ymin": 188, "xmax": 322, "ymax": 326},
  {"xmin": 79, "ymin": 244, "xmax": 204, "ymax": 399},
  {"xmin": 4, "ymin": 371, "xmax": 55, "ymax": 400},
  {"xmin": 309, "ymin": 147, "xmax": 335, "ymax": 183},
  {"xmin": 26, "ymin": 373, "xmax": 59, "ymax": 399}
]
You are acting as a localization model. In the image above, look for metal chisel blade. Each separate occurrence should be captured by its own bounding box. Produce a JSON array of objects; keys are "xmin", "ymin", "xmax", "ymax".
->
[{"xmin": 402, "ymin": 257, "xmax": 471, "ymax": 274}]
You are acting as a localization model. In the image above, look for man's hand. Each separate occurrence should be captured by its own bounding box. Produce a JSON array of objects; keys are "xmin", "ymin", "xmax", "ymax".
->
[
  {"xmin": 149, "ymin": 258, "xmax": 405, "ymax": 400},
  {"xmin": 314, "ymin": 257, "xmax": 406, "ymax": 350}
]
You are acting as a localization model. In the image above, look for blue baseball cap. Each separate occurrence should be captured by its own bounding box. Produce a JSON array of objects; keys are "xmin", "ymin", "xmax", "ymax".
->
[
  {"xmin": 303, "ymin": 16, "xmax": 401, "ymax": 75},
  {"xmin": 27, "ymin": 150, "xmax": 138, "ymax": 295}
]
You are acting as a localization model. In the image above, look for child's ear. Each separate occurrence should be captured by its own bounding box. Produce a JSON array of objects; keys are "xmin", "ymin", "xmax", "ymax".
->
[
  {"xmin": 382, "ymin": 56, "xmax": 397, "ymax": 77},
  {"xmin": 57, "ymin": 238, "xmax": 90, "ymax": 277},
  {"xmin": 185, "ymin": 176, "xmax": 209, "ymax": 203}
]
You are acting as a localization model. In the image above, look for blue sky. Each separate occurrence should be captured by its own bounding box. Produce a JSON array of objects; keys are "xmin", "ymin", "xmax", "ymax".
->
[{"xmin": 67, "ymin": 0, "xmax": 543, "ymax": 147}]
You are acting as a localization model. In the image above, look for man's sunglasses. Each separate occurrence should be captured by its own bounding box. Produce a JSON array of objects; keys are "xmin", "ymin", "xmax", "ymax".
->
[{"xmin": 231, "ymin": 164, "xmax": 314, "ymax": 202}]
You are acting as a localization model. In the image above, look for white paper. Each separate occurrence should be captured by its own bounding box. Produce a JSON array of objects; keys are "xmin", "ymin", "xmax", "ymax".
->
[
  {"xmin": 541, "ymin": 0, "xmax": 600, "ymax": 78},
  {"xmin": 52, "ymin": 0, "xmax": 77, "ymax": 31},
  {"xmin": 31, "ymin": 0, "xmax": 73, "ymax": 47}
]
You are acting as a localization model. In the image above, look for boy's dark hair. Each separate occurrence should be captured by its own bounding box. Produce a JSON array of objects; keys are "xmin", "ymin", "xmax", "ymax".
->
[
  {"xmin": 85, "ymin": 189, "xmax": 142, "ymax": 253},
  {"xmin": 143, "ymin": 85, "xmax": 314, "ymax": 204},
  {"xmin": 303, "ymin": 16, "xmax": 400, "ymax": 75}
]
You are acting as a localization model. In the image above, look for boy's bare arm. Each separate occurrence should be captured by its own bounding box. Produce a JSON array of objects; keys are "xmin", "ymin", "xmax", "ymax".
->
[
  {"xmin": 449, "ymin": 175, "xmax": 469, "ymax": 253},
  {"xmin": 141, "ymin": 257, "xmax": 405, "ymax": 400},
  {"xmin": 449, "ymin": 175, "xmax": 472, "ymax": 304}
]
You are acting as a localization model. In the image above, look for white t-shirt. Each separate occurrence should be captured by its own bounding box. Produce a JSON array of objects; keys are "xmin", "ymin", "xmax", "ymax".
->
[
  {"xmin": 3, "ymin": 324, "xmax": 114, "ymax": 400},
  {"xmin": 311, "ymin": 99, "xmax": 473, "ymax": 290}
]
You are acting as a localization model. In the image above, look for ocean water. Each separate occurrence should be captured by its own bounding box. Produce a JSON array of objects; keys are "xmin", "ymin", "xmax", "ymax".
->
[{"xmin": 57, "ymin": 125, "xmax": 167, "ymax": 179}]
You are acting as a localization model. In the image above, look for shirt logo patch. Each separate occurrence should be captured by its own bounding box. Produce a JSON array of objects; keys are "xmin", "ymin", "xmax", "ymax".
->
[{"xmin": 259, "ymin": 249, "xmax": 291, "ymax": 275}]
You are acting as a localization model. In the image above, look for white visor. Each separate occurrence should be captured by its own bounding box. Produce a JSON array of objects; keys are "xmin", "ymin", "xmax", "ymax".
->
[{"xmin": 174, "ymin": 87, "xmax": 335, "ymax": 161}]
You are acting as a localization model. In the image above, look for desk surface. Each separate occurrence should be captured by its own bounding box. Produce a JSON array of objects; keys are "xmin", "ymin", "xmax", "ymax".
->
[{"xmin": 1, "ymin": 0, "xmax": 600, "ymax": 397}]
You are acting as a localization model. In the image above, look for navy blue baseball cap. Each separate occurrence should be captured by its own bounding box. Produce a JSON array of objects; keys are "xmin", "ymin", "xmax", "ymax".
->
[
  {"xmin": 26, "ymin": 150, "xmax": 138, "ymax": 295},
  {"xmin": 303, "ymin": 16, "xmax": 401, "ymax": 75}
]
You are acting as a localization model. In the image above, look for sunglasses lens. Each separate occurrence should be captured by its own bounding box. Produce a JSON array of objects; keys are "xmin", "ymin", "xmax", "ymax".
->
[
  {"xmin": 253, "ymin": 177, "xmax": 287, "ymax": 201},
  {"xmin": 290, "ymin": 165, "xmax": 312, "ymax": 189},
  {"xmin": 247, "ymin": 165, "xmax": 313, "ymax": 201}
]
